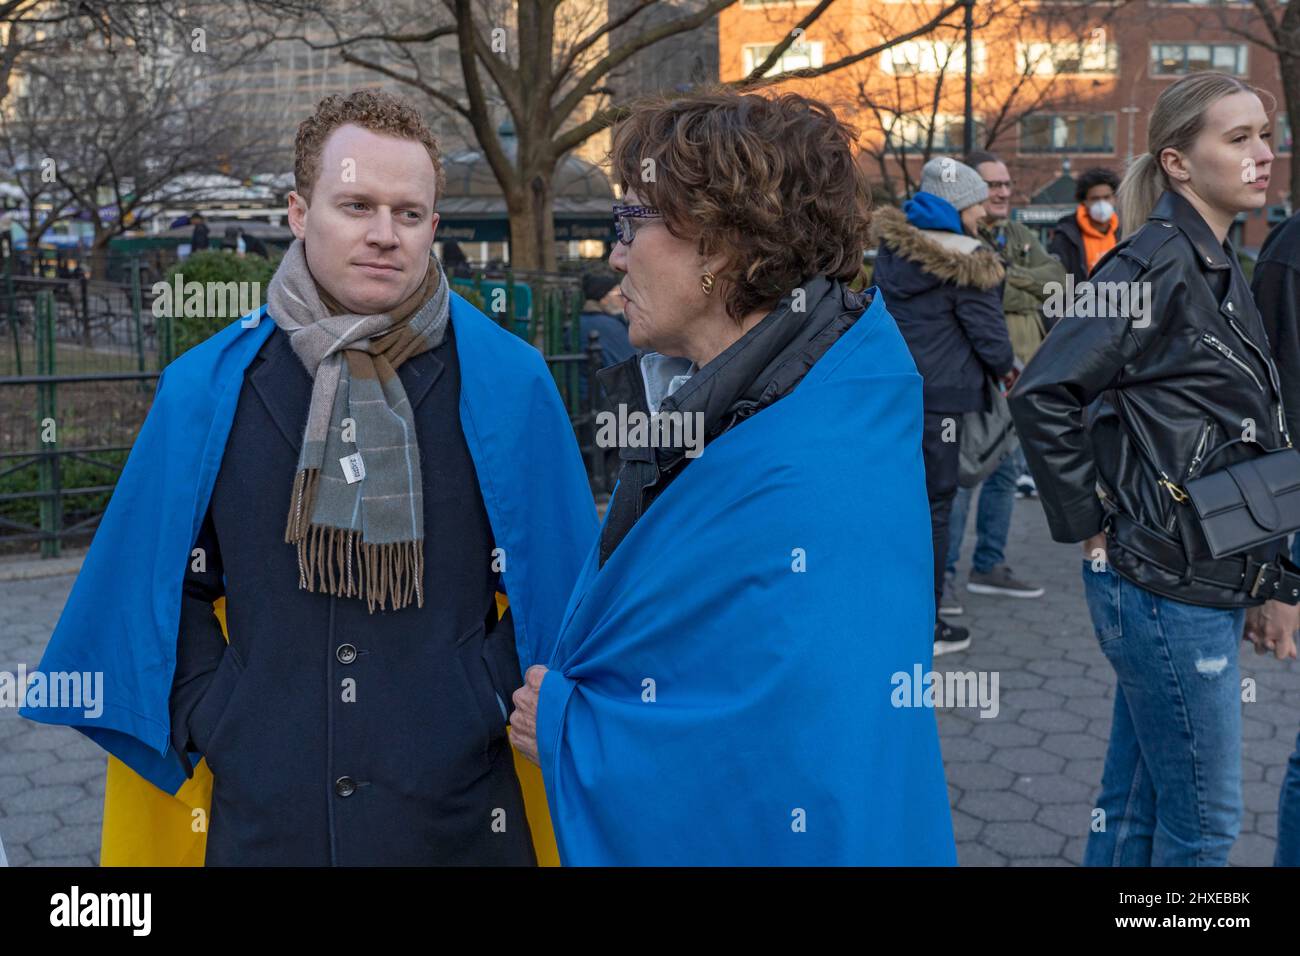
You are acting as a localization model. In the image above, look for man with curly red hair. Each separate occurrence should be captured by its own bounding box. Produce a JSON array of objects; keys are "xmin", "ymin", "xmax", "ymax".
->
[{"xmin": 23, "ymin": 89, "xmax": 597, "ymax": 866}]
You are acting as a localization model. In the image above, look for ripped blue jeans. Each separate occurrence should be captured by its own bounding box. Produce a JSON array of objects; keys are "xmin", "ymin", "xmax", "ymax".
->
[{"xmin": 1080, "ymin": 559, "xmax": 1245, "ymax": 866}]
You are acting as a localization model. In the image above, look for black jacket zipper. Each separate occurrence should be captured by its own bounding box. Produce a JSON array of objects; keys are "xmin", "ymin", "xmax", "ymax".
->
[
  {"xmin": 1225, "ymin": 316, "xmax": 1294, "ymax": 448},
  {"xmin": 1166, "ymin": 417, "xmax": 1213, "ymax": 533},
  {"xmin": 1201, "ymin": 332, "xmax": 1264, "ymax": 393}
]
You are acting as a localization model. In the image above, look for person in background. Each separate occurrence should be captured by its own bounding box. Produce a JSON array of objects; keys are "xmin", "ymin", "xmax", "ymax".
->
[
  {"xmin": 937, "ymin": 150, "xmax": 1065, "ymax": 617},
  {"xmin": 1049, "ymin": 167, "xmax": 1120, "ymax": 282},
  {"xmin": 1010, "ymin": 72, "xmax": 1299, "ymax": 866},
  {"xmin": 441, "ymin": 239, "xmax": 471, "ymax": 277},
  {"xmin": 223, "ymin": 225, "xmax": 245, "ymax": 256},
  {"xmin": 578, "ymin": 271, "xmax": 635, "ymax": 373},
  {"xmin": 190, "ymin": 212, "xmax": 210, "ymax": 252},
  {"xmin": 1249, "ymin": 208, "xmax": 1300, "ymax": 866},
  {"xmin": 240, "ymin": 227, "xmax": 269, "ymax": 258},
  {"xmin": 872, "ymin": 156, "xmax": 1016, "ymax": 655}
]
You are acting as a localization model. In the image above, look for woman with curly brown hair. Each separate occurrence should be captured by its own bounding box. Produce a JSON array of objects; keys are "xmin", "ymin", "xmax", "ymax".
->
[{"xmin": 507, "ymin": 87, "xmax": 956, "ymax": 866}]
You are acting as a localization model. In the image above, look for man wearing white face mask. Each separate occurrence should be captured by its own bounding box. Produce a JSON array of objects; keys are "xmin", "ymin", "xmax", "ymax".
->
[{"xmin": 1049, "ymin": 167, "xmax": 1121, "ymax": 283}]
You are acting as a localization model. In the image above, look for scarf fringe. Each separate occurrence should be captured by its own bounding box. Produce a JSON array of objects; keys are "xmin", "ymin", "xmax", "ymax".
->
[{"xmin": 284, "ymin": 467, "xmax": 424, "ymax": 613}]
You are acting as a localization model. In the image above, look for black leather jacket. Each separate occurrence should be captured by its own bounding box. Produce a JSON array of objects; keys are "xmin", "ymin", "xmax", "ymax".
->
[{"xmin": 1009, "ymin": 190, "xmax": 1296, "ymax": 608}]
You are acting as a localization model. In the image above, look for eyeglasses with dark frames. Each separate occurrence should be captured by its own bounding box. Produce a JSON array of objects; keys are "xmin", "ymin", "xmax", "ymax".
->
[{"xmin": 613, "ymin": 203, "xmax": 663, "ymax": 245}]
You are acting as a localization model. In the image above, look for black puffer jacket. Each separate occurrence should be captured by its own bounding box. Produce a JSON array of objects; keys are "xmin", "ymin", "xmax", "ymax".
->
[
  {"xmin": 1009, "ymin": 190, "xmax": 1297, "ymax": 608},
  {"xmin": 871, "ymin": 205, "xmax": 1014, "ymax": 413}
]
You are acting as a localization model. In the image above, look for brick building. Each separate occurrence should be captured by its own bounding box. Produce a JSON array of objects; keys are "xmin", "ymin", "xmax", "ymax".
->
[{"xmin": 720, "ymin": 0, "xmax": 1294, "ymax": 249}]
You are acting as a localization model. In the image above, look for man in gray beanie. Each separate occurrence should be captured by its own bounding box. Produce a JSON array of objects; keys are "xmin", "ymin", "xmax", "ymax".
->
[{"xmin": 871, "ymin": 157, "xmax": 1016, "ymax": 656}]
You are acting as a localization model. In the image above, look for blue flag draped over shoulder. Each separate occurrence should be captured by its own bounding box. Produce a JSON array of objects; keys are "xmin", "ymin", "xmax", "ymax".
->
[
  {"xmin": 536, "ymin": 290, "xmax": 956, "ymax": 865},
  {"xmin": 20, "ymin": 293, "xmax": 597, "ymax": 796}
]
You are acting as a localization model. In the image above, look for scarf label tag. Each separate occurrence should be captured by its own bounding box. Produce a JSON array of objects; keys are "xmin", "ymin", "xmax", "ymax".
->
[{"xmin": 339, "ymin": 453, "xmax": 366, "ymax": 484}]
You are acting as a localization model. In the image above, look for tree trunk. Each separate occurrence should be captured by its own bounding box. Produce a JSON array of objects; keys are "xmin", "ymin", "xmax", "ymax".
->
[
  {"xmin": 504, "ymin": 169, "xmax": 559, "ymax": 272},
  {"xmin": 506, "ymin": 190, "xmax": 541, "ymax": 271},
  {"xmin": 90, "ymin": 227, "xmax": 115, "ymax": 281}
]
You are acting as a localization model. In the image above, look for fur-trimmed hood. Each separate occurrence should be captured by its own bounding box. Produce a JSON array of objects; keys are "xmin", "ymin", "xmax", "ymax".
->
[{"xmin": 871, "ymin": 205, "xmax": 1005, "ymax": 291}]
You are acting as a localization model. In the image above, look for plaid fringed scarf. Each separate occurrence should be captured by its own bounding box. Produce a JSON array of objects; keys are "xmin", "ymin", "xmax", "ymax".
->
[{"xmin": 266, "ymin": 239, "xmax": 450, "ymax": 613}]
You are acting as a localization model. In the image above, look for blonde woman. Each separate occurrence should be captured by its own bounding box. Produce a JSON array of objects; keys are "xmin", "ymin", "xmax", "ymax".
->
[{"xmin": 1010, "ymin": 72, "xmax": 1300, "ymax": 866}]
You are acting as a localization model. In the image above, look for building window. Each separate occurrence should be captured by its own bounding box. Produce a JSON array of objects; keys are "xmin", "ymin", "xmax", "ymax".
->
[
  {"xmin": 1018, "ymin": 38, "xmax": 1118, "ymax": 75},
  {"xmin": 1019, "ymin": 113, "xmax": 1116, "ymax": 153},
  {"xmin": 1278, "ymin": 113, "xmax": 1293, "ymax": 155},
  {"xmin": 884, "ymin": 113, "xmax": 985, "ymax": 153},
  {"xmin": 742, "ymin": 41, "xmax": 824, "ymax": 77},
  {"xmin": 1150, "ymin": 43, "xmax": 1248, "ymax": 76},
  {"xmin": 880, "ymin": 40, "xmax": 986, "ymax": 76}
]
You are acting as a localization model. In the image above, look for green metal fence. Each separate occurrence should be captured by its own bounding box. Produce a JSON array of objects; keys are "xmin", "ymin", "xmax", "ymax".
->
[{"xmin": 0, "ymin": 261, "xmax": 615, "ymax": 558}]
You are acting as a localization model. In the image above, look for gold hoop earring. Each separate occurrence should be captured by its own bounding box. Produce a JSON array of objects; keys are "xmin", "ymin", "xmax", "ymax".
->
[{"xmin": 701, "ymin": 271, "xmax": 715, "ymax": 296}]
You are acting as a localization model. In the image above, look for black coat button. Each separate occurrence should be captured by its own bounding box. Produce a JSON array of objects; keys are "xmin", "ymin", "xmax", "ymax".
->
[
  {"xmin": 336, "ymin": 644, "xmax": 357, "ymax": 664},
  {"xmin": 335, "ymin": 776, "xmax": 356, "ymax": 798}
]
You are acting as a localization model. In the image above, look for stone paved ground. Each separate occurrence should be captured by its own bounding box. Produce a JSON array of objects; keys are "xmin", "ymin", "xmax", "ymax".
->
[
  {"xmin": 0, "ymin": 570, "xmax": 102, "ymax": 867},
  {"xmin": 1, "ymin": 499, "xmax": 1297, "ymax": 866},
  {"xmin": 939, "ymin": 495, "xmax": 1300, "ymax": 866}
]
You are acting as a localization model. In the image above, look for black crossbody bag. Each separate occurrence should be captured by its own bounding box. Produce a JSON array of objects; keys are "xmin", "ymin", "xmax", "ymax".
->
[
  {"xmin": 1111, "ymin": 392, "xmax": 1300, "ymax": 559},
  {"xmin": 1183, "ymin": 442, "xmax": 1300, "ymax": 558}
]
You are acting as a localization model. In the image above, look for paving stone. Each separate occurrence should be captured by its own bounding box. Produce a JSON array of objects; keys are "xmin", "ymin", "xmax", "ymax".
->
[
  {"xmin": 957, "ymin": 841, "xmax": 1008, "ymax": 866},
  {"xmin": 1025, "ymin": 659, "xmax": 1086, "ymax": 678},
  {"xmin": 1019, "ymin": 709, "xmax": 1088, "ymax": 734},
  {"xmin": 1240, "ymin": 758, "xmax": 1266, "ymax": 784},
  {"xmin": 1013, "ymin": 774, "xmax": 1095, "ymax": 806},
  {"xmin": 1063, "ymin": 836, "xmax": 1087, "ymax": 865},
  {"xmin": 940, "ymin": 736, "xmax": 994, "ymax": 762},
  {"xmin": 0, "ymin": 774, "xmax": 34, "ymax": 799},
  {"xmin": 28, "ymin": 758, "xmax": 102, "ymax": 787},
  {"xmin": 944, "ymin": 761, "xmax": 1016, "ymax": 791},
  {"xmin": 56, "ymin": 794, "xmax": 103, "ymax": 826},
  {"xmin": 1035, "ymin": 802, "xmax": 1095, "ymax": 838},
  {"xmin": 1041, "ymin": 733, "xmax": 1108, "ymax": 760},
  {"xmin": 27, "ymin": 855, "xmax": 95, "ymax": 867},
  {"xmin": 4, "ymin": 727, "xmax": 67, "ymax": 752},
  {"xmin": 2, "ymin": 841, "xmax": 34, "ymax": 866},
  {"xmin": 1063, "ymin": 758, "xmax": 1106, "ymax": 786},
  {"xmin": 1041, "ymin": 676, "xmax": 1111, "ymax": 698},
  {"xmin": 1242, "ymin": 717, "xmax": 1276, "ymax": 741},
  {"xmin": 1010, "ymin": 856, "xmax": 1072, "ymax": 866},
  {"xmin": 948, "ymin": 807, "xmax": 984, "ymax": 841},
  {"xmin": 972, "ymin": 721, "xmax": 1043, "ymax": 748},
  {"xmin": 959, "ymin": 790, "xmax": 1039, "ymax": 823},
  {"xmin": 999, "ymin": 688, "xmax": 1066, "ymax": 711},
  {"xmin": 1244, "ymin": 780, "xmax": 1282, "ymax": 815},
  {"xmin": 980, "ymin": 821, "xmax": 1066, "ymax": 858},
  {"xmin": 0, "ymin": 812, "xmax": 60, "ymax": 844},
  {"xmin": 1, "ymin": 783, "xmax": 85, "ymax": 815},
  {"xmin": 28, "ymin": 823, "xmax": 100, "ymax": 859},
  {"xmin": 995, "ymin": 670, "xmax": 1044, "ymax": 690},
  {"xmin": 1228, "ymin": 832, "xmax": 1276, "ymax": 867},
  {"xmin": 992, "ymin": 747, "xmax": 1065, "ymax": 775},
  {"xmin": 1065, "ymin": 695, "xmax": 1115, "ymax": 720},
  {"xmin": 0, "ymin": 751, "xmax": 57, "ymax": 776}
]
